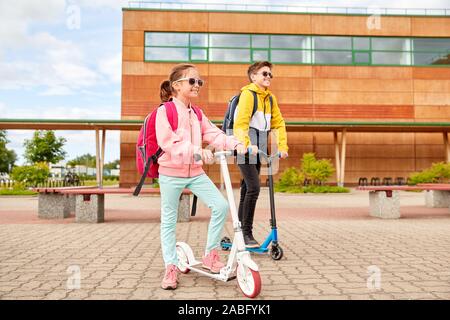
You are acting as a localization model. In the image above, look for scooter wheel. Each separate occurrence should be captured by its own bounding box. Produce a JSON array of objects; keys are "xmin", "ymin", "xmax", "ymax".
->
[
  {"xmin": 236, "ymin": 264, "xmax": 261, "ymax": 298},
  {"xmin": 270, "ymin": 245, "xmax": 284, "ymax": 260},
  {"xmin": 220, "ymin": 237, "xmax": 231, "ymax": 251},
  {"xmin": 176, "ymin": 245, "xmax": 190, "ymax": 274}
]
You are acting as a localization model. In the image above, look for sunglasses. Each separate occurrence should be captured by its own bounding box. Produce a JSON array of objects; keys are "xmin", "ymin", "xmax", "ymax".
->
[
  {"xmin": 173, "ymin": 77, "xmax": 204, "ymax": 87},
  {"xmin": 256, "ymin": 71, "xmax": 273, "ymax": 79}
]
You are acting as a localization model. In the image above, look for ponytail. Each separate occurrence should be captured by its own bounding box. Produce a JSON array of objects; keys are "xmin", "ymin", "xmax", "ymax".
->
[{"xmin": 159, "ymin": 80, "xmax": 172, "ymax": 102}]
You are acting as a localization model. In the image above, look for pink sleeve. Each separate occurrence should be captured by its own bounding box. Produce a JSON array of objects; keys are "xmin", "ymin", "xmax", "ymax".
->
[
  {"xmin": 200, "ymin": 112, "xmax": 243, "ymax": 150},
  {"xmin": 155, "ymin": 106, "xmax": 201, "ymax": 158}
]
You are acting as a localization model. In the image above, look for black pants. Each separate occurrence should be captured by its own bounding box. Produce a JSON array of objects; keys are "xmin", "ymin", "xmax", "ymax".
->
[{"xmin": 238, "ymin": 162, "xmax": 261, "ymax": 235}]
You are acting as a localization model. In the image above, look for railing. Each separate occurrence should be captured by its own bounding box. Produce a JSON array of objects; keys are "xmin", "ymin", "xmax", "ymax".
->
[{"xmin": 128, "ymin": 1, "xmax": 450, "ymax": 16}]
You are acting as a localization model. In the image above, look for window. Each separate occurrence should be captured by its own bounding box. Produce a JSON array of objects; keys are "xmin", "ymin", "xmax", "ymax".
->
[
  {"xmin": 145, "ymin": 33, "xmax": 189, "ymax": 46},
  {"xmin": 209, "ymin": 34, "xmax": 250, "ymax": 48},
  {"xmin": 143, "ymin": 32, "xmax": 449, "ymax": 66},
  {"xmin": 314, "ymin": 36, "xmax": 352, "ymax": 50},
  {"xmin": 372, "ymin": 52, "xmax": 410, "ymax": 65},
  {"xmin": 209, "ymin": 48, "xmax": 250, "ymax": 62},
  {"xmin": 314, "ymin": 51, "xmax": 352, "ymax": 64},
  {"xmin": 144, "ymin": 47, "xmax": 189, "ymax": 61},
  {"xmin": 271, "ymin": 35, "xmax": 309, "ymax": 49}
]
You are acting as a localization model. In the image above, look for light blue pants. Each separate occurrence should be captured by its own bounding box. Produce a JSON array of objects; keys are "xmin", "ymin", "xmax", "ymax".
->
[{"xmin": 159, "ymin": 174, "xmax": 229, "ymax": 267}]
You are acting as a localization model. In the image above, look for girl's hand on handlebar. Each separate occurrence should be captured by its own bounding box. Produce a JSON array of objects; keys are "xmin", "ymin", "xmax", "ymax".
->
[
  {"xmin": 201, "ymin": 149, "xmax": 215, "ymax": 164},
  {"xmin": 279, "ymin": 151, "xmax": 288, "ymax": 159}
]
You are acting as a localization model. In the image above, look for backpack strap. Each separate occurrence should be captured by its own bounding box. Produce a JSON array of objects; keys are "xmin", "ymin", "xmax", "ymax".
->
[
  {"xmin": 191, "ymin": 105, "xmax": 203, "ymax": 122},
  {"xmin": 250, "ymin": 91, "xmax": 258, "ymax": 118}
]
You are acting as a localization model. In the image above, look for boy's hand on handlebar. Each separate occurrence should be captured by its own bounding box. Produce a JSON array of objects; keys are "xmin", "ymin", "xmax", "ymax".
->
[
  {"xmin": 249, "ymin": 145, "xmax": 258, "ymax": 156},
  {"xmin": 235, "ymin": 144, "xmax": 247, "ymax": 155}
]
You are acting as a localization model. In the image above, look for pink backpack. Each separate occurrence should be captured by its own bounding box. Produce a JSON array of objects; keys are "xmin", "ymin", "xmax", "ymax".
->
[{"xmin": 133, "ymin": 101, "xmax": 202, "ymax": 196}]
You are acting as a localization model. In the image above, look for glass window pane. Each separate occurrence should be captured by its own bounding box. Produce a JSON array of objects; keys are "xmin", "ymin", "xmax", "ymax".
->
[
  {"xmin": 372, "ymin": 38, "xmax": 409, "ymax": 51},
  {"xmin": 271, "ymin": 35, "xmax": 310, "ymax": 49},
  {"xmin": 252, "ymin": 35, "xmax": 269, "ymax": 48},
  {"xmin": 354, "ymin": 52, "xmax": 370, "ymax": 64},
  {"xmin": 413, "ymin": 52, "xmax": 450, "ymax": 65},
  {"xmin": 190, "ymin": 34, "xmax": 208, "ymax": 47},
  {"xmin": 353, "ymin": 37, "xmax": 370, "ymax": 50},
  {"xmin": 145, "ymin": 47, "xmax": 189, "ymax": 61},
  {"xmin": 271, "ymin": 50, "xmax": 310, "ymax": 63},
  {"xmin": 209, "ymin": 48, "xmax": 250, "ymax": 62},
  {"xmin": 209, "ymin": 34, "xmax": 250, "ymax": 47},
  {"xmin": 252, "ymin": 50, "xmax": 268, "ymax": 61},
  {"xmin": 372, "ymin": 52, "xmax": 410, "ymax": 65},
  {"xmin": 314, "ymin": 36, "xmax": 352, "ymax": 50},
  {"xmin": 413, "ymin": 38, "xmax": 450, "ymax": 52},
  {"xmin": 314, "ymin": 51, "xmax": 352, "ymax": 64},
  {"xmin": 145, "ymin": 32, "xmax": 189, "ymax": 47},
  {"xmin": 191, "ymin": 49, "xmax": 207, "ymax": 61}
]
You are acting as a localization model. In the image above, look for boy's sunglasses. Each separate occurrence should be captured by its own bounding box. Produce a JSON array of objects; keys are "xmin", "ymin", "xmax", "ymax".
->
[
  {"xmin": 256, "ymin": 71, "xmax": 273, "ymax": 79},
  {"xmin": 173, "ymin": 77, "xmax": 204, "ymax": 87}
]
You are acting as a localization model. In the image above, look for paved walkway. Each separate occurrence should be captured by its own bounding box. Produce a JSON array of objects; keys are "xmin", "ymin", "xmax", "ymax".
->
[{"xmin": 0, "ymin": 189, "xmax": 449, "ymax": 300}]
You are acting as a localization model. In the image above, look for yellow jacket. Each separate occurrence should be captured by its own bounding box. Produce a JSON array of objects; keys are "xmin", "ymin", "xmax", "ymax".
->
[{"xmin": 233, "ymin": 83, "xmax": 288, "ymax": 153}]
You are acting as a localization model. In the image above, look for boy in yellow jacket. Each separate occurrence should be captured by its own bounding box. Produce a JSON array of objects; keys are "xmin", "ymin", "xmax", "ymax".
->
[{"xmin": 233, "ymin": 61, "xmax": 289, "ymax": 248}]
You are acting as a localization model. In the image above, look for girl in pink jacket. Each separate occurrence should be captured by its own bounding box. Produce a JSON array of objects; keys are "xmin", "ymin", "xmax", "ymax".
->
[{"xmin": 156, "ymin": 64, "xmax": 255, "ymax": 290}]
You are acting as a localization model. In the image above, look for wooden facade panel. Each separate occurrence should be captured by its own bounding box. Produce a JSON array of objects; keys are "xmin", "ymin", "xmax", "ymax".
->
[
  {"xmin": 123, "ymin": 10, "xmax": 208, "ymax": 31},
  {"xmin": 121, "ymin": 132, "xmax": 139, "ymax": 144},
  {"xmin": 315, "ymin": 144, "xmax": 415, "ymax": 158},
  {"xmin": 345, "ymin": 133, "xmax": 415, "ymax": 144},
  {"xmin": 413, "ymin": 80, "xmax": 450, "ymax": 93},
  {"xmin": 414, "ymin": 93, "xmax": 450, "ymax": 106},
  {"xmin": 313, "ymin": 79, "xmax": 412, "ymax": 92},
  {"xmin": 345, "ymin": 158, "xmax": 416, "ymax": 171},
  {"xmin": 415, "ymin": 158, "xmax": 445, "ymax": 170},
  {"xmin": 312, "ymin": 15, "xmax": 411, "ymax": 36},
  {"xmin": 416, "ymin": 145, "xmax": 445, "ymax": 157},
  {"xmin": 313, "ymin": 92, "xmax": 413, "ymax": 105},
  {"xmin": 208, "ymin": 12, "xmax": 311, "ymax": 34},
  {"xmin": 123, "ymin": 30, "xmax": 144, "ymax": 47},
  {"xmin": 415, "ymin": 133, "xmax": 447, "ymax": 144},
  {"xmin": 413, "ymin": 68, "xmax": 450, "ymax": 80},
  {"xmin": 313, "ymin": 66, "xmax": 412, "ymax": 80},
  {"xmin": 411, "ymin": 17, "xmax": 450, "ymax": 37},
  {"xmin": 122, "ymin": 75, "xmax": 165, "ymax": 89},
  {"xmin": 123, "ymin": 46, "xmax": 144, "ymax": 62},
  {"xmin": 415, "ymin": 106, "xmax": 450, "ymax": 119}
]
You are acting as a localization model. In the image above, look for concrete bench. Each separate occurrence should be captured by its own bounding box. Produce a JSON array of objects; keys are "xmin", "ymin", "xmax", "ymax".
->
[
  {"xmin": 357, "ymin": 185, "xmax": 450, "ymax": 219},
  {"xmin": 33, "ymin": 186, "xmax": 96, "ymax": 219},
  {"xmin": 59, "ymin": 187, "xmax": 193, "ymax": 223}
]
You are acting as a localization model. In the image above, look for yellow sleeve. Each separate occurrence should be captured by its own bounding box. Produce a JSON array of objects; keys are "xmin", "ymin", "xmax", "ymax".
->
[
  {"xmin": 270, "ymin": 95, "xmax": 289, "ymax": 153},
  {"xmin": 233, "ymin": 90, "xmax": 254, "ymax": 148}
]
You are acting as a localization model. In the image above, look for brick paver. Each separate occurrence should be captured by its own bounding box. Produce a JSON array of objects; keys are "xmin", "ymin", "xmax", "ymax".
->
[{"xmin": 0, "ymin": 190, "xmax": 449, "ymax": 300}]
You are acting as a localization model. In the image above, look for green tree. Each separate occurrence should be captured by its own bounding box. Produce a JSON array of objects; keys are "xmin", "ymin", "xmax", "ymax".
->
[
  {"xmin": 67, "ymin": 153, "xmax": 96, "ymax": 168},
  {"xmin": 104, "ymin": 159, "xmax": 120, "ymax": 170},
  {"xmin": 23, "ymin": 130, "xmax": 67, "ymax": 164},
  {"xmin": 0, "ymin": 130, "xmax": 17, "ymax": 173}
]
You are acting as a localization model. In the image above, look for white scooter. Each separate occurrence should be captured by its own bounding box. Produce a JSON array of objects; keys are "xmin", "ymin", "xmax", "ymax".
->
[{"xmin": 175, "ymin": 150, "xmax": 262, "ymax": 298}]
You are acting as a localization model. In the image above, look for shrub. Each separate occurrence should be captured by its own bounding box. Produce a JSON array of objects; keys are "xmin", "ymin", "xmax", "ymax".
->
[
  {"xmin": 10, "ymin": 162, "xmax": 50, "ymax": 187},
  {"xmin": 277, "ymin": 167, "xmax": 303, "ymax": 187},
  {"xmin": 408, "ymin": 162, "xmax": 450, "ymax": 185},
  {"xmin": 301, "ymin": 153, "xmax": 335, "ymax": 186}
]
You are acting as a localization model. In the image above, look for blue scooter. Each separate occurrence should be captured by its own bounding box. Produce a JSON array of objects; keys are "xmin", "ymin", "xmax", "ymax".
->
[{"xmin": 221, "ymin": 150, "xmax": 284, "ymax": 260}]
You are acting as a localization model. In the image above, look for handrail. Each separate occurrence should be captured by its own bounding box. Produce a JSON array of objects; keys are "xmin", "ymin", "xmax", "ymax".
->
[{"xmin": 127, "ymin": 1, "xmax": 450, "ymax": 16}]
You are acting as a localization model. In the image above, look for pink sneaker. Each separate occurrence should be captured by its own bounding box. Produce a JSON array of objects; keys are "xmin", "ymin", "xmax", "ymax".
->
[
  {"xmin": 161, "ymin": 264, "xmax": 179, "ymax": 290},
  {"xmin": 202, "ymin": 249, "xmax": 225, "ymax": 274}
]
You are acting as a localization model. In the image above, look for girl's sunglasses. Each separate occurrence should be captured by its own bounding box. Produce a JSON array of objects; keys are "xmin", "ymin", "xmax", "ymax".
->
[
  {"xmin": 257, "ymin": 71, "xmax": 273, "ymax": 79},
  {"xmin": 173, "ymin": 77, "xmax": 204, "ymax": 87}
]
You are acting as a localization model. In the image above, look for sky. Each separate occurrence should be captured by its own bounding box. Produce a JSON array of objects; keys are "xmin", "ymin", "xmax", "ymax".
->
[{"xmin": 1, "ymin": 0, "xmax": 449, "ymax": 165}]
